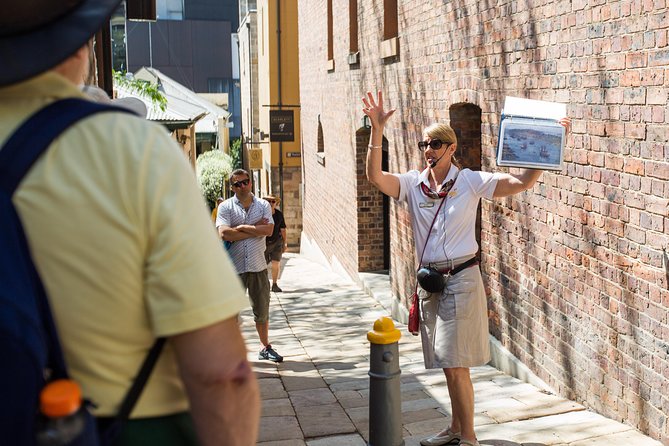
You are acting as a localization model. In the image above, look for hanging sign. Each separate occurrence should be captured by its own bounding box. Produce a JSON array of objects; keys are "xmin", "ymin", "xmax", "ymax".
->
[
  {"xmin": 248, "ymin": 148, "xmax": 263, "ymax": 170},
  {"xmin": 269, "ymin": 110, "xmax": 294, "ymax": 142}
]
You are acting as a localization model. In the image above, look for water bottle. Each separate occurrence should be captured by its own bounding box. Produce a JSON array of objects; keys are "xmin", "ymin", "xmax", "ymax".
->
[{"xmin": 36, "ymin": 379, "xmax": 87, "ymax": 446}]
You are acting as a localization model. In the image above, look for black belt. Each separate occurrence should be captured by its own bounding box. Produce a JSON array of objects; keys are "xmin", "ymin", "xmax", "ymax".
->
[{"xmin": 435, "ymin": 257, "xmax": 479, "ymax": 276}]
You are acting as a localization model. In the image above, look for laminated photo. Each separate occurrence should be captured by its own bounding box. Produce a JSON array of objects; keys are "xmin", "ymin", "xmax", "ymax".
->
[{"xmin": 496, "ymin": 97, "xmax": 566, "ymax": 171}]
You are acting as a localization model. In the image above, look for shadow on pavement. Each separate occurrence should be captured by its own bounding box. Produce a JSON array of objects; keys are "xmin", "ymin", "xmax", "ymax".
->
[{"xmin": 280, "ymin": 287, "xmax": 333, "ymax": 294}]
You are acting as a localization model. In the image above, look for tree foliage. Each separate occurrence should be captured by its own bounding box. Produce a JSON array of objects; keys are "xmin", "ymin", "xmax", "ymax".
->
[
  {"xmin": 196, "ymin": 150, "xmax": 233, "ymax": 210},
  {"xmin": 230, "ymin": 137, "xmax": 242, "ymax": 169},
  {"xmin": 112, "ymin": 70, "xmax": 167, "ymax": 112}
]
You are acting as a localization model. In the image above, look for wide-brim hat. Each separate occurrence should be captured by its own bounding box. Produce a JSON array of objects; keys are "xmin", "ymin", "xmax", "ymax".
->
[
  {"xmin": 264, "ymin": 195, "xmax": 281, "ymax": 206},
  {"xmin": 0, "ymin": 0, "xmax": 122, "ymax": 86}
]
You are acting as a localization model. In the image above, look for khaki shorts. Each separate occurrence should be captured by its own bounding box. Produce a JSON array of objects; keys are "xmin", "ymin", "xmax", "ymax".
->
[
  {"xmin": 419, "ymin": 264, "xmax": 490, "ymax": 369},
  {"xmin": 239, "ymin": 270, "xmax": 271, "ymax": 323}
]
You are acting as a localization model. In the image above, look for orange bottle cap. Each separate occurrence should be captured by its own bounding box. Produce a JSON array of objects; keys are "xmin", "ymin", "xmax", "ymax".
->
[{"xmin": 40, "ymin": 379, "xmax": 82, "ymax": 417}]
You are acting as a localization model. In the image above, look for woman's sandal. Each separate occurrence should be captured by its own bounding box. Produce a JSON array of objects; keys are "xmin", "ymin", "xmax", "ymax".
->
[{"xmin": 419, "ymin": 428, "xmax": 461, "ymax": 446}]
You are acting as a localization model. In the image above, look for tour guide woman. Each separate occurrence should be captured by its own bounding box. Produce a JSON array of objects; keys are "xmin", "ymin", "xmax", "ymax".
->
[{"xmin": 362, "ymin": 91, "xmax": 570, "ymax": 446}]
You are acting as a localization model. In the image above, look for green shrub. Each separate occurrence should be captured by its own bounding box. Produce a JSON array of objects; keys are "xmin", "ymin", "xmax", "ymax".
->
[{"xmin": 196, "ymin": 150, "xmax": 233, "ymax": 210}]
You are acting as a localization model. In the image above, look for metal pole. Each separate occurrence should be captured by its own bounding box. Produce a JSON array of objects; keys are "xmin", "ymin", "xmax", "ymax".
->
[
  {"xmin": 276, "ymin": 0, "xmax": 284, "ymax": 204},
  {"xmin": 367, "ymin": 317, "xmax": 404, "ymax": 446}
]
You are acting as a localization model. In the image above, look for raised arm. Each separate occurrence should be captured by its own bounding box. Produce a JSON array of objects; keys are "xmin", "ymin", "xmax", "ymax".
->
[
  {"xmin": 493, "ymin": 117, "xmax": 571, "ymax": 198},
  {"xmin": 362, "ymin": 90, "xmax": 400, "ymax": 199}
]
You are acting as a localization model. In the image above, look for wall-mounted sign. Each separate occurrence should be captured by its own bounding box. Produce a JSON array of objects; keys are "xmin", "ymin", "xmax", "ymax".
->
[
  {"xmin": 248, "ymin": 148, "xmax": 263, "ymax": 170},
  {"xmin": 286, "ymin": 152, "xmax": 301, "ymax": 158},
  {"xmin": 269, "ymin": 110, "xmax": 294, "ymax": 142}
]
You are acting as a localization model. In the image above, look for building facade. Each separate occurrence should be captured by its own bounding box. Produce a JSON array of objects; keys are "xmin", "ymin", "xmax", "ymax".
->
[
  {"xmin": 238, "ymin": 0, "xmax": 260, "ymax": 172},
  {"xmin": 126, "ymin": 0, "xmax": 242, "ymax": 140},
  {"xmin": 298, "ymin": 0, "xmax": 669, "ymax": 442},
  {"xmin": 239, "ymin": 0, "xmax": 303, "ymax": 250}
]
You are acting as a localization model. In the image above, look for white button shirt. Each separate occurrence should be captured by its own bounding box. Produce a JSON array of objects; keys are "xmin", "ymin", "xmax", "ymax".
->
[
  {"xmin": 396, "ymin": 166, "xmax": 500, "ymax": 264},
  {"xmin": 217, "ymin": 195, "xmax": 274, "ymax": 273}
]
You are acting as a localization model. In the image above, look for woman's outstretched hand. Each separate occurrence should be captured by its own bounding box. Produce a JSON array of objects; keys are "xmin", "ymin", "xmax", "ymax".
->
[
  {"xmin": 362, "ymin": 90, "xmax": 395, "ymax": 129},
  {"xmin": 558, "ymin": 117, "xmax": 571, "ymax": 134}
]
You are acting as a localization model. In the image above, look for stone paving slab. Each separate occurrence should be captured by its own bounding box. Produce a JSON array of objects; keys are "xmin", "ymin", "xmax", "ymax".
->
[
  {"xmin": 293, "ymin": 404, "xmax": 357, "ymax": 438},
  {"xmin": 258, "ymin": 440, "xmax": 306, "ymax": 446},
  {"xmin": 282, "ymin": 374, "xmax": 328, "ymax": 392},
  {"xmin": 261, "ymin": 398, "xmax": 295, "ymax": 417},
  {"xmin": 258, "ymin": 377, "xmax": 288, "ymax": 400},
  {"xmin": 289, "ymin": 387, "xmax": 337, "ymax": 407},
  {"xmin": 474, "ymin": 411, "xmax": 639, "ymax": 445},
  {"xmin": 257, "ymin": 416, "xmax": 302, "ymax": 443},
  {"xmin": 243, "ymin": 254, "xmax": 662, "ymax": 446},
  {"xmin": 305, "ymin": 434, "xmax": 366, "ymax": 446}
]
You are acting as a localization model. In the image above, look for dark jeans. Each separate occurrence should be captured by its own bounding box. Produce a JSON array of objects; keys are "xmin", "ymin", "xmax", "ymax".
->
[{"xmin": 98, "ymin": 412, "xmax": 199, "ymax": 446}]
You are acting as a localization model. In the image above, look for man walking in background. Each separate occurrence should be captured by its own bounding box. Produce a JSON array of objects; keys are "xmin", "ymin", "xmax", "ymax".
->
[
  {"xmin": 218, "ymin": 169, "xmax": 284, "ymax": 362},
  {"xmin": 0, "ymin": 1, "xmax": 260, "ymax": 444}
]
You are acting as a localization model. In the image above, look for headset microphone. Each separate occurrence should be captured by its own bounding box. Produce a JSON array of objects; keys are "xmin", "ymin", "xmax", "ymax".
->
[{"xmin": 429, "ymin": 152, "xmax": 446, "ymax": 168}]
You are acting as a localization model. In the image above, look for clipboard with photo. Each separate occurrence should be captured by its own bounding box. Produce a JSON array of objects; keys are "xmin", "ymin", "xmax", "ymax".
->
[{"xmin": 496, "ymin": 97, "xmax": 567, "ymax": 171}]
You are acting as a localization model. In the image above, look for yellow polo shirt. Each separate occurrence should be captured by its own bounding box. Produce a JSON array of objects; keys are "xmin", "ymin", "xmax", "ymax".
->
[{"xmin": 0, "ymin": 73, "xmax": 247, "ymax": 417}]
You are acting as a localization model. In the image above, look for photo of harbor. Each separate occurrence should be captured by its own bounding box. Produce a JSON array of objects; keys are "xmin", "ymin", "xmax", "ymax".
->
[{"xmin": 497, "ymin": 118, "xmax": 565, "ymax": 170}]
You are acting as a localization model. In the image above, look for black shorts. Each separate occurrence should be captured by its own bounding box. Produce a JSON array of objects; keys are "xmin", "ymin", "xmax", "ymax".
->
[{"xmin": 265, "ymin": 239, "xmax": 283, "ymax": 262}]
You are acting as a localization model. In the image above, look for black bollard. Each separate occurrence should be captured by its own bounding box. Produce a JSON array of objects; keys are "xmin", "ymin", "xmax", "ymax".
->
[{"xmin": 367, "ymin": 316, "xmax": 404, "ymax": 446}]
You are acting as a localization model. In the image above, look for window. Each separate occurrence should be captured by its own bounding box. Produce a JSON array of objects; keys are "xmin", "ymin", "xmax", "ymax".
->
[
  {"xmin": 208, "ymin": 78, "xmax": 225, "ymax": 93},
  {"xmin": 349, "ymin": 0, "xmax": 358, "ymax": 54},
  {"xmin": 327, "ymin": 0, "xmax": 334, "ymax": 70},
  {"xmin": 317, "ymin": 115, "xmax": 325, "ymax": 165},
  {"xmin": 317, "ymin": 116, "xmax": 324, "ymax": 153},
  {"xmin": 382, "ymin": 0, "xmax": 399, "ymax": 59},
  {"xmin": 156, "ymin": 0, "xmax": 184, "ymax": 20},
  {"xmin": 383, "ymin": 0, "xmax": 397, "ymax": 40}
]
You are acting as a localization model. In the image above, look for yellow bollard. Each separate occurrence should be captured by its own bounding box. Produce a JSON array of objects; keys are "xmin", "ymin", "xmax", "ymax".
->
[{"xmin": 367, "ymin": 316, "xmax": 404, "ymax": 446}]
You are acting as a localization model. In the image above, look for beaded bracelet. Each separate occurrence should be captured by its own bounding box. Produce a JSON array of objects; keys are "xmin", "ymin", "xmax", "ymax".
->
[{"xmin": 368, "ymin": 144, "xmax": 382, "ymax": 149}]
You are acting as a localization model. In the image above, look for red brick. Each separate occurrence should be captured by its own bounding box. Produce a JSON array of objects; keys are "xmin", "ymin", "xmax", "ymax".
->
[{"xmin": 299, "ymin": 2, "xmax": 669, "ymax": 441}]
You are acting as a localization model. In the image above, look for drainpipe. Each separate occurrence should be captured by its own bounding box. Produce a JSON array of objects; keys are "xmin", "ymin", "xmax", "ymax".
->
[
  {"xmin": 276, "ymin": 0, "xmax": 284, "ymax": 204},
  {"xmin": 246, "ymin": 19, "xmax": 252, "ymax": 171}
]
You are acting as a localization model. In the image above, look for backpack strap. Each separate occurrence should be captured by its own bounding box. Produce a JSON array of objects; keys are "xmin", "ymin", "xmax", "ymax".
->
[
  {"xmin": 0, "ymin": 98, "xmax": 132, "ymax": 194},
  {"xmin": 101, "ymin": 338, "xmax": 166, "ymax": 444}
]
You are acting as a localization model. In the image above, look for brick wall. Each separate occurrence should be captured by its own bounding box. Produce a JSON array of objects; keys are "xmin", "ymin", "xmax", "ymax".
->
[
  {"xmin": 355, "ymin": 128, "xmax": 387, "ymax": 271},
  {"xmin": 299, "ymin": 1, "xmax": 669, "ymax": 441}
]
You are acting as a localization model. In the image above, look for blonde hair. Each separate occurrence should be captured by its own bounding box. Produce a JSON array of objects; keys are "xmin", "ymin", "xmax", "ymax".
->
[{"xmin": 423, "ymin": 123, "xmax": 461, "ymax": 169}]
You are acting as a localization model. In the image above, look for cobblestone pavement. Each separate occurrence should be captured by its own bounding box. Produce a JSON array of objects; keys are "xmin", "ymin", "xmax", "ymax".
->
[{"xmin": 240, "ymin": 253, "xmax": 662, "ymax": 446}]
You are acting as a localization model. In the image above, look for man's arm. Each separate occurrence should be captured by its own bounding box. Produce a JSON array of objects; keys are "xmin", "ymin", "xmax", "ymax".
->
[
  {"xmin": 220, "ymin": 219, "xmax": 273, "ymax": 241},
  {"xmin": 171, "ymin": 317, "xmax": 260, "ymax": 446},
  {"xmin": 237, "ymin": 217, "xmax": 273, "ymax": 237},
  {"xmin": 219, "ymin": 224, "xmax": 255, "ymax": 241}
]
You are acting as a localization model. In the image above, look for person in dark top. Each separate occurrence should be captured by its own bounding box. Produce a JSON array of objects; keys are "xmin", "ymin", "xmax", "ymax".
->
[{"xmin": 263, "ymin": 195, "xmax": 287, "ymax": 292}]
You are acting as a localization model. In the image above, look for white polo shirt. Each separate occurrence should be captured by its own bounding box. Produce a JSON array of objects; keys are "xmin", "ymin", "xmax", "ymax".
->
[{"xmin": 396, "ymin": 166, "xmax": 500, "ymax": 264}]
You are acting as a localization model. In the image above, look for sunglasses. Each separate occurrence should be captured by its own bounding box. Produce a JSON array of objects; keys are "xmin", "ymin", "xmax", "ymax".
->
[
  {"xmin": 267, "ymin": 199, "xmax": 276, "ymax": 203},
  {"xmin": 418, "ymin": 139, "xmax": 448, "ymax": 151},
  {"xmin": 232, "ymin": 178, "xmax": 250, "ymax": 188}
]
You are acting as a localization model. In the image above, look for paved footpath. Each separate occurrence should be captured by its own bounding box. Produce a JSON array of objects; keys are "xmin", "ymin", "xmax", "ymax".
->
[{"xmin": 241, "ymin": 253, "xmax": 662, "ymax": 446}]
